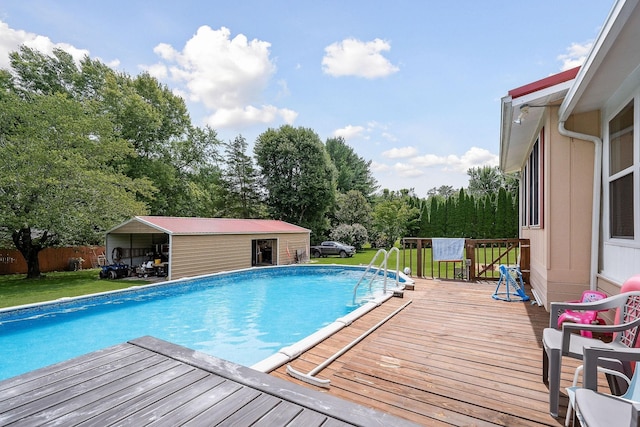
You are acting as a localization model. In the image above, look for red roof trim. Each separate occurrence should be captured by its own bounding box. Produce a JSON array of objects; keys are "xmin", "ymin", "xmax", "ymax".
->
[
  {"xmin": 135, "ymin": 216, "xmax": 310, "ymax": 235},
  {"xmin": 508, "ymin": 66, "xmax": 580, "ymax": 99}
]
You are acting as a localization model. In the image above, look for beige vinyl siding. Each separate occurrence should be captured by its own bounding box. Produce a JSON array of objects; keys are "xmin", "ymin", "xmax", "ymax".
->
[
  {"xmin": 110, "ymin": 221, "xmax": 161, "ymax": 234},
  {"xmin": 523, "ymin": 108, "xmax": 598, "ymax": 309},
  {"xmin": 170, "ymin": 235, "xmax": 249, "ymax": 279},
  {"xmin": 276, "ymin": 234, "xmax": 309, "ymax": 264},
  {"xmin": 170, "ymin": 232, "xmax": 309, "ymax": 280}
]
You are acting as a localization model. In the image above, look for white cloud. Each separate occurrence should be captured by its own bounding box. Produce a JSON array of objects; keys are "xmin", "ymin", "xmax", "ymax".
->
[
  {"xmin": 333, "ymin": 121, "xmax": 399, "ymax": 143},
  {"xmin": 410, "ymin": 153, "xmax": 448, "ymax": 167},
  {"xmin": 0, "ymin": 20, "xmax": 91, "ymax": 69},
  {"xmin": 322, "ymin": 38, "xmax": 399, "ymax": 79},
  {"xmin": 371, "ymin": 147, "xmax": 498, "ymax": 195},
  {"xmin": 382, "ymin": 146, "xmax": 418, "ymax": 159},
  {"xmin": 557, "ymin": 41, "xmax": 593, "ymax": 71},
  {"xmin": 393, "ymin": 162, "xmax": 424, "ymax": 178},
  {"xmin": 333, "ymin": 125, "xmax": 366, "ymax": 139},
  {"xmin": 147, "ymin": 25, "xmax": 295, "ymax": 129},
  {"xmin": 410, "ymin": 146, "xmax": 498, "ymax": 173},
  {"xmin": 370, "ymin": 161, "xmax": 390, "ymax": 172},
  {"xmin": 206, "ymin": 105, "xmax": 297, "ymax": 129},
  {"xmin": 276, "ymin": 79, "xmax": 290, "ymax": 98},
  {"xmin": 151, "ymin": 26, "xmax": 275, "ymax": 109},
  {"xmin": 381, "ymin": 132, "xmax": 397, "ymax": 142}
]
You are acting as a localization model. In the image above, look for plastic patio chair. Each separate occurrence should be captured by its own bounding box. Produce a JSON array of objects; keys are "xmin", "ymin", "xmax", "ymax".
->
[
  {"xmin": 557, "ymin": 290, "xmax": 609, "ymax": 339},
  {"xmin": 542, "ymin": 274, "xmax": 640, "ymax": 418},
  {"xmin": 564, "ymin": 362, "xmax": 631, "ymax": 426},
  {"xmin": 571, "ymin": 347, "xmax": 640, "ymax": 427}
]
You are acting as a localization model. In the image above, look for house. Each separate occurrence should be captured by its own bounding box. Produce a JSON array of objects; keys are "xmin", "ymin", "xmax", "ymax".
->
[
  {"xmin": 499, "ymin": 0, "xmax": 640, "ymax": 309},
  {"xmin": 105, "ymin": 216, "xmax": 310, "ymax": 280}
]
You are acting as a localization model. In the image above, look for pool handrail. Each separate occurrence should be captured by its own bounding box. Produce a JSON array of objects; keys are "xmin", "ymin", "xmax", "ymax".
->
[
  {"xmin": 352, "ymin": 248, "xmax": 401, "ymax": 305},
  {"xmin": 387, "ymin": 247, "xmax": 400, "ymax": 290}
]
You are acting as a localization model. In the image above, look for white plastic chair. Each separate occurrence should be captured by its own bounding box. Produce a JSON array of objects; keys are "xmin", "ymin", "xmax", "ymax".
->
[
  {"xmin": 542, "ymin": 288, "xmax": 640, "ymax": 417},
  {"xmin": 572, "ymin": 347, "xmax": 640, "ymax": 427},
  {"xmin": 565, "ymin": 363, "xmax": 630, "ymax": 426}
]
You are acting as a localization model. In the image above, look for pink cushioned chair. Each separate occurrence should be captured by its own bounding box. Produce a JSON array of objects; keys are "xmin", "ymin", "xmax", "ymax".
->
[{"xmin": 557, "ymin": 290, "xmax": 608, "ymax": 338}]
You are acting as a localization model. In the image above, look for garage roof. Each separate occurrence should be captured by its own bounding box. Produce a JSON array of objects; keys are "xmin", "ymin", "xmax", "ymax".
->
[{"xmin": 108, "ymin": 216, "xmax": 311, "ymax": 235}]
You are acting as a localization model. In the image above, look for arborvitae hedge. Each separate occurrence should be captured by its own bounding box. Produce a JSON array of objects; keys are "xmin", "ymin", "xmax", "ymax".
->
[{"xmin": 417, "ymin": 188, "xmax": 518, "ymax": 238}]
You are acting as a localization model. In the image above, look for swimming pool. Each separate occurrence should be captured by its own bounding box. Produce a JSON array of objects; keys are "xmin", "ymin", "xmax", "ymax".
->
[{"xmin": 0, "ymin": 265, "xmax": 408, "ymax": 381}]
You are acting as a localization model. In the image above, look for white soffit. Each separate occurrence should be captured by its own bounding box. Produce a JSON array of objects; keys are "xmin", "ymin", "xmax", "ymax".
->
[{"xmin": 560, "ymin": 0, "xmax": 640, "ymax": 121}]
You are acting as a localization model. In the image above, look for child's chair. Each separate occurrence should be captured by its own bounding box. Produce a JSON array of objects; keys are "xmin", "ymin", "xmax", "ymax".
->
[
  {"xmin": 557, "ymin": 290, "xmax": 608, "ymax": 338},
  {"xmin": 492, "ymin": 264, "xmax": 530, "ymax": 302}
]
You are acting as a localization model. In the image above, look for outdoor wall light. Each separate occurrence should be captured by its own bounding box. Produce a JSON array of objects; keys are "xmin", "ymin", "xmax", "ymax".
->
[
  {"xmin": 513, "ymin": 103, "xmax": 545, "ymax": 125},
  {"xmin": 513, "ymin": 105, "xmax": 529, "ymax": 125}
]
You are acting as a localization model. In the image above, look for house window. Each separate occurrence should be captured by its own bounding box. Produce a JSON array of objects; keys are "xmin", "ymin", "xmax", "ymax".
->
[
  {"xmin": 608, "ymin": 101, "xmax": 634, "ymax": 239},
  {"xmin": 522, "ymin": 132, "xmax": 543, "ymax": 227}
]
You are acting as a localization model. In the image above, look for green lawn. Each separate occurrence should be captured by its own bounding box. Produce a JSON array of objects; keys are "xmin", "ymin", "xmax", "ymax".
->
[
  {"xmin": 0, "ymin": 269, "xmax": 150, "ymax": 309},
  {"xmin": 310, "ymin": 247, "xmax": 412, "ymax": 268}
]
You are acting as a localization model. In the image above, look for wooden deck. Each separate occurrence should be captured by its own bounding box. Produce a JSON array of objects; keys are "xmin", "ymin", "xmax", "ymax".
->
[
  {"xmin": 0, "ymin": 336, "xmax": 418, "ymax": 426},
  {"xmin": 272, "ymin": 278, "xmax": 582, "ymax": 426},
  {"xmin": 0, "ymin": 278, "xmax": 589, "ymax": 426}
]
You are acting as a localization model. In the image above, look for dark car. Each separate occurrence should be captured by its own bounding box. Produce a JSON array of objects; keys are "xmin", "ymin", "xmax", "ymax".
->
[{"xmin": 310, "ymin": 241, "xmax": 356, "ymax": 258}]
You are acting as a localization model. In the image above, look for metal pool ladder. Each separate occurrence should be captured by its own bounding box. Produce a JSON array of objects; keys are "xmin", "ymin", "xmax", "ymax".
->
[{"xmin": 352, "ymin": 247, "xmax": 400, "ymax": 305}]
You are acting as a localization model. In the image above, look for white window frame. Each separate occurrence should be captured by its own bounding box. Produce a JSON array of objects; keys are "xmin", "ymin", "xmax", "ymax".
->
[
  {"xmin": 521, "ymin": 131, "xmax": 543, "ymax": 229},
  {"xmin": 603, "ymin": 94, "xmax": 639, "ymax": 245}
]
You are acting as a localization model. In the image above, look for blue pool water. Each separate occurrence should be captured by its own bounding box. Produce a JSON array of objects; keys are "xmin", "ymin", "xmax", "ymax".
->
[{"xmin": 0, "ymin": 265, "xmax": 400, "ymax": 381}]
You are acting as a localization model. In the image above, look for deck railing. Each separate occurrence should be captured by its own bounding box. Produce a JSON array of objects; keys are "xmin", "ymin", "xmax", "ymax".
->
[{"xmin": 401, "ymin": 238, "xmax": 530, "ymax": 282}]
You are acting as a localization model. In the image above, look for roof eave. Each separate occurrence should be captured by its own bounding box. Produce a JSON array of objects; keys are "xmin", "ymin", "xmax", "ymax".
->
[
  {"xmin": 499, "ymin": 96, "xmax": 514, "ymax": 172},
  {"xmin": 500, "ymin": 80, "xmax": 574, "ymax": 173},
  {"xmin": 559, "ymin": 0, "xmax": 639, "ymax": 121}
]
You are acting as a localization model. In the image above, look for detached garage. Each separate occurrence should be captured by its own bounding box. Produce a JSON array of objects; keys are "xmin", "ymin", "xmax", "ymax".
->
[{"xmin": 105, "ymin": 216, "xmax": 311, "ymax": 280}]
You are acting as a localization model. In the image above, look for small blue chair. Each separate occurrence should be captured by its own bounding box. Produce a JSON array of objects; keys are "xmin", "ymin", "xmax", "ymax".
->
[{"xmin": 492, "ymin": 264, "xmax": 530, "ymax": 302}]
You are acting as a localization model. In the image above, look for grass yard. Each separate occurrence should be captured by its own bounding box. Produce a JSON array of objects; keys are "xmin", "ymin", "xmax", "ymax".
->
[
  {"xmin": 312, "ymin": 247, "xmax": 423, "ymax": 274},
  {"xmin": 0, "ymin": 269, "xmax": 150, "ymax": 309}
]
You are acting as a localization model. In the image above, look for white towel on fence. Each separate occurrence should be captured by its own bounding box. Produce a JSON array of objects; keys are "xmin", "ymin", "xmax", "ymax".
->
[{"xmin": 432, "ymin": 238, "xmax": 465, "ymax": 261}]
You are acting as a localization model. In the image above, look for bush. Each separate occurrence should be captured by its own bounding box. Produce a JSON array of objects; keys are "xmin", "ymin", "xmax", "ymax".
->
[
  {"xmin": 329, "ymin": 223, "xmax": 369, "ymax": 250},
  {"xmin": 351, "ymin": 224, "xmax": 368, "ymax": 250},
  {"xmin": 330, "ymin": 224, "xmax": 354, "ymax": 246}
]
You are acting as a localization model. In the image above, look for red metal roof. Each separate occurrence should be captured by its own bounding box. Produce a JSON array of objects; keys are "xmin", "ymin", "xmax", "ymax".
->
[
  {"xmin": 508, "ymin": 66, "xmax": 580, "ymax": 99},
  {"xmin": 135, "ymin": 216, "xmax": 310, "ymax": 235}
]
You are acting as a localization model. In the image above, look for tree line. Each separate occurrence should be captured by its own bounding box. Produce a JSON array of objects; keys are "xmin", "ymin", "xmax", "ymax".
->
[{"xmin": 0, "ymin": 47, "xmax": 518, "ymax": 278}]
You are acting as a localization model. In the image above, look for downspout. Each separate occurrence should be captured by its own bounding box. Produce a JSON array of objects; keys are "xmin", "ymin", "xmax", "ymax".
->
[{"xmin": 558, "ymin": 121, "xmax": 602, "ymax": 290}]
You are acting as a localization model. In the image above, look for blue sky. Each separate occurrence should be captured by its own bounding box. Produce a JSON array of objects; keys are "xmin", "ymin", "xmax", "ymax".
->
[{"xmin": 0, "ymin": 1, "xmax": 614, "ymax": 196}]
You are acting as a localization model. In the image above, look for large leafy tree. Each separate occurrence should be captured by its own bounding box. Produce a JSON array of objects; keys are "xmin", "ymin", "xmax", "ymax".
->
[
  {"xmin": 426, "ymin": 185, "xmax": 455, "ymax": 198},
  {"xmin": 325, "ymin": 137, "xmax": 378, "ymax": 196},
  {"xmin": 371, "ymin": 199, "xmax": 418, "ymax": 248},
  {"xmin": 0, "ymin": 89, "xmax": 151, "ymax": 278},
  {"xmin": 254, "ymin": 125, "xmax": 336, "ymax": 240},
  {"xmin": 102, "ymin": 72, "xmax": 221, "ymax": 215},
  {"xmin": 8, "ymin": 46, "xmax": 222, "ymax": 217},
  {"xmin": 334, "ymin": 190, "xmax": 372, "ymax": 228},
  {"xmin": 467, "ymin": 166, "xmax": 504, "ymax": 198}
]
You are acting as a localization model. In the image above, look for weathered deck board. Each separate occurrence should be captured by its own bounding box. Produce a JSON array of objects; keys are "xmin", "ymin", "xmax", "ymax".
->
[
  {"xmin": 0, "ymin": 337, "xmax": 419, "ymax": 426},
  {"xmin": 273, "ymin": 278, "xmax": 584, "ymax": 426}
]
